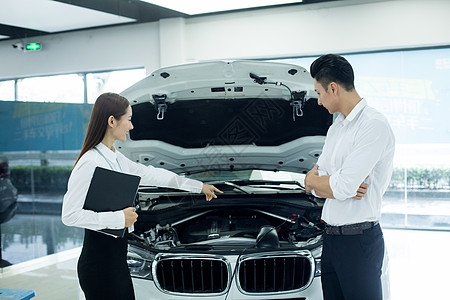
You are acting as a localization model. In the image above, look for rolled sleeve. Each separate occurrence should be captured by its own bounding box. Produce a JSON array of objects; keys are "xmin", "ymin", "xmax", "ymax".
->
[{"xmin": 329, "ymin": 169, "xmax": 357, "ymax": 200}]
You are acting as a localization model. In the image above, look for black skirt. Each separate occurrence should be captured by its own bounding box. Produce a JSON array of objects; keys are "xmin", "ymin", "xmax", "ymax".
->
[{"xmin": 77, "ymin": 229, "xmax": 135, "ymax": 300}]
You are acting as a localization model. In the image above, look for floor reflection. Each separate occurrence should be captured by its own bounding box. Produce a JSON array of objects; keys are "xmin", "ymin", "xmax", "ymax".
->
[{"xmin": 1, "ymin": 213, "xmax": 83, "ymax": 265}]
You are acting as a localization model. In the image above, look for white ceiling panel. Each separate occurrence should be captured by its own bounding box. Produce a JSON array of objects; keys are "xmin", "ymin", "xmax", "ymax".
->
[
  {"xmin": 140, "ymin": 0, "xmax": 303, "ymax": 15},
  {"xmin": 0, "ymin": 0, "xmax": 135, "ymax": 33}
]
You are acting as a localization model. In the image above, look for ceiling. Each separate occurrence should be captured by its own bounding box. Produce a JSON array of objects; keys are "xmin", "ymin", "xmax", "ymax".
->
[{"xmin": 0, "ymin": 0, "xmax": 338, "ymax": 41}]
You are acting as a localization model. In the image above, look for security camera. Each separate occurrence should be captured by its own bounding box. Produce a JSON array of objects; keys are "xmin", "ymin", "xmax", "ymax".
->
[{"xmin": 12, "ymin": 42, "xmax": 24, "ymax": 51}]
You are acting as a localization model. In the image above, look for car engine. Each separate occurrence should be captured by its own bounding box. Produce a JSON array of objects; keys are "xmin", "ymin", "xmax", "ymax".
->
[{"xmin": 130, "ymin": 206, "xmax": 324, "ymax": 251}]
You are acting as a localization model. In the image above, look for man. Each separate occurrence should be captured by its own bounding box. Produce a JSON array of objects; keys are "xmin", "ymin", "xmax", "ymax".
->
[{"xmin": 304, "ymin": 54, "xmax": 395, "ymax": 300}]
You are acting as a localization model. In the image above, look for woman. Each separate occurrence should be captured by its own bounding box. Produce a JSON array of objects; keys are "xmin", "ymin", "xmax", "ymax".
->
[{"xmin": 62, "ymin": 92, "xmax": 222, "ymax": 300}]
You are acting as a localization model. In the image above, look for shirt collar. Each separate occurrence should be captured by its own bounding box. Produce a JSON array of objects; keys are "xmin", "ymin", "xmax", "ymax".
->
[
  {"xmin": 96, "ymin": 142, "xmax": 117, "ymax": 162},
  {"xmin": 342, "ymin": 98, "xmax": 367, "ymax": 125}
]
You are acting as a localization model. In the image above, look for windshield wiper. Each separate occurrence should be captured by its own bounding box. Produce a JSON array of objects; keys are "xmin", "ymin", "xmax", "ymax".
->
[
  {"xmin": 223, "ymin": 180, "xmax": 305, "ymax": 191},
  {"xmin": 138, "ymin": 186, "xmax": 191, "ymax": 193},
  {"xmin": 222, "ymin": 181, "xmax": 250, "ymax": 194},
  {"xmin": 203, "ymin": 179, "xmax": 306, "ymax": 194}
]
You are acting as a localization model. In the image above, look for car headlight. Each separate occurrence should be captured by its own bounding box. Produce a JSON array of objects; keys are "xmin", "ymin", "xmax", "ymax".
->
[
  {"xmin": 314, "ymin": 258, "xmax": 321, "ymax": 277},
  {"xmin": 127, "ymin": 244, "xmax": 155, "ymax": 280}
]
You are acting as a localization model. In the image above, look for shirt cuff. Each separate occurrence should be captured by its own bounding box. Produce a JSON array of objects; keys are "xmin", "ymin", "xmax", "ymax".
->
[
  {"xmin": 98, "ymin": 210, "xmax": 125, "ymax": 229},
  {"xmin": 186, "ymin": 178, "xmax": 203, "ymax": 193}
]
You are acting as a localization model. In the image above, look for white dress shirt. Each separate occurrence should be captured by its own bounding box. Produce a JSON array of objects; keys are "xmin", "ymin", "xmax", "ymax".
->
[
  {"xmin": 315, "ymin": 98, "xmax": 395, "ymax": 226},
  {"xmin": 62, "ymin": 143, "xmax": 203, "ymax": 231}
]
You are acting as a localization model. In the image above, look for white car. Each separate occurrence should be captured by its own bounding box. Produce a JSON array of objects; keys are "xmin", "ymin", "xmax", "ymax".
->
[{"xmin": 117, "ymin": 60, "xmax": 390, "ymax": 300}]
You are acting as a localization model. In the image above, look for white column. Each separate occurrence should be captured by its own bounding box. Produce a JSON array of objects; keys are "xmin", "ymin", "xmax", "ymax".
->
[{"xmin": 158, "ymin": 17, "xmax": 187, "ymax": 68}]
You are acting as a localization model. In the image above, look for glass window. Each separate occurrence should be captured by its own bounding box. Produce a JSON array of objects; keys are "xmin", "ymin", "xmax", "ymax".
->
[
  {"xmin": 86, "ymin": 68, "xmax": 146, "ymax": 103},
  {"xmin": 17, "ymin": 74, "xmax": 84, "ymax": 103},
  {"xmin": 0, "ymin": 80, "xmax": 15, "ymax": 101},
  {"xmin": 349, "ymin": 49, "xmax": 450, "ymax": 230},
  {"xmin": 1, "ymin": 68, "xmax": 146, "ymax": 266},
  {"xmin": 272, "ymin": 48, "xmax": 450, "ymax": 230}
]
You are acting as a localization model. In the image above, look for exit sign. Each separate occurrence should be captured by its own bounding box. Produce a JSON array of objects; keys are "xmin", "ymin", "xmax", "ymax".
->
[{"xmin": 25, "ymin": 42, "xmax": 42, "ymax": 51}]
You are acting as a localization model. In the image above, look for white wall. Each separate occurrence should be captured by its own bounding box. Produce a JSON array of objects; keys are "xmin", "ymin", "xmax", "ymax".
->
[
  {"xmin": 0, "ymin": 22, "xmax": 160, "ymax": 80},
  {"xmin": 185, "ymin": 0, "xmax": 450, "ymax": 61},
  {"xmin": 1, "ymin": 0, "xmax": 449, "ymax": 80}
]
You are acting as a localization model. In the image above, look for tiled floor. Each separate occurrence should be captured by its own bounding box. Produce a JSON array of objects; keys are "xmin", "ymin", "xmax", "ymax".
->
[
  {"xmin": 383, "ymin": 228, "xmax": 450, "ymax": 300},
  {"xmin": 0, "ymin": 247, "xmax": 81, "ymax": 299},
  {"xmin": 1, "ymin": 228, "xmax": 450, "ymax": 300}
]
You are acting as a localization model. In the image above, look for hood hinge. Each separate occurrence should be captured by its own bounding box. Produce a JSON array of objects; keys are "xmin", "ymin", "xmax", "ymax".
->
[
  {"xmin": 152, "ymin": 94, "xmax": 168, "ymax": 120},
  {"xmin": 291, "ymin": 91, "xmax": 307, "ymax": 121}
]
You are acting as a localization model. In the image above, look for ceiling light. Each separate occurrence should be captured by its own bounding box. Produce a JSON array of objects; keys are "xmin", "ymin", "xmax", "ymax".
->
[
  {"xmin": 140, "ymin": 0, "xmax": 302, "ymax": 15},
  {"xmin": 0, "ymin": 0, "xmax": 135, "ymax": 33}
]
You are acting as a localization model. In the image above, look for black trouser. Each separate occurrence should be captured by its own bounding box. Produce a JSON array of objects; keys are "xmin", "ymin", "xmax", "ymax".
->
[
  {"xmin": 321, "ymin": 224, "xmax": 384, "ymax": 300},
  {"xmin": 78, "ymin": 229, "xmax": 135, "ymax": 300}
]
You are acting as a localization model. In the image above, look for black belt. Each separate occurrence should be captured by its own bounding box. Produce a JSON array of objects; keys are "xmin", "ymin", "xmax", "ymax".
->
[{"xmin": 324, "ymin": 221, "xmax": 379, "ymax": 235}]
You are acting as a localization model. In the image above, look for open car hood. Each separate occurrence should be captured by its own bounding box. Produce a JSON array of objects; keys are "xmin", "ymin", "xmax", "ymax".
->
[{"xmin": 117, "ymin": 60, "xmax": 332, "ymax": 174}]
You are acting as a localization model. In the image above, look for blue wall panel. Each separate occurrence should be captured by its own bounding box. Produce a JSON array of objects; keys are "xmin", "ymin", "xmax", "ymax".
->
[{"xmin": 0, "ymin": 101, "xmax": 92, "ymax": 151}]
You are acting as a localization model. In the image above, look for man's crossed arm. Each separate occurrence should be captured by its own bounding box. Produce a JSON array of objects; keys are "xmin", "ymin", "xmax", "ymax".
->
[{"xmin": 304, "ymin": 165, "xmax": 369, "ymax": 200}]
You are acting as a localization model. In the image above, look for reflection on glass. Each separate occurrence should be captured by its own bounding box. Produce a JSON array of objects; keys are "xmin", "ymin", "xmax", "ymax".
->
[
  {"xmin": 1, "ymin": 213, "xmax": 84, "ymax": 265},
  {"xmin": 87, "ymin": 68, "xmax": 146, "ymax": 103},
  {"xmin": 17, "ymin": 74, "xmax": 84, "ymax": 103}
]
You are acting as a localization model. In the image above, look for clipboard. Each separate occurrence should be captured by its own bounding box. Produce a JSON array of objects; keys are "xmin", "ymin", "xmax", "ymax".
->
[{"xmin": 83, "ymin": 167, "xmax": 141, "ymax": 238}]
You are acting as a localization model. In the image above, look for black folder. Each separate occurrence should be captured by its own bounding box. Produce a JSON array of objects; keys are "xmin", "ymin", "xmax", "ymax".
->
[{"xmin": 83, "ymin": 167, "xmax": 141, "ymax": 238}]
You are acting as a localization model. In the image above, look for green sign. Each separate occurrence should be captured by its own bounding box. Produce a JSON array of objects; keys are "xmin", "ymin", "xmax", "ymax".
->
[{"xmin": 25, "ymin": 42, "xmax": 42, "ymax": 51}]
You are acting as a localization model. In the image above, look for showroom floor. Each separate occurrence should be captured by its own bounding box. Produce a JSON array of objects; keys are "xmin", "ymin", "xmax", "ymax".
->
[{"xmin": 0, "ymin": 228, "xmax": 449, "ymax": 300}]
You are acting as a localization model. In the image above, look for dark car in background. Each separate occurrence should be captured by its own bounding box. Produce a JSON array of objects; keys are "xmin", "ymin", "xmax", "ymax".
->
[
  {"xmin": 0, "ymin": 157, "xmax": 17, "ymax": 225},
  {"xmin": 117, "ymin": 60, "xmax": 390, "ymax": 299}
]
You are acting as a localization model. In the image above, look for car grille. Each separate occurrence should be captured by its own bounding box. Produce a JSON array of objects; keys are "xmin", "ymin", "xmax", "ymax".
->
[
  {"xmin": 238, "ymin": 252, "xmax": 314, "ymax": 293},
  {"xmin": 154, "ymin": 256, "xmax": 229, "ymax": 295}
]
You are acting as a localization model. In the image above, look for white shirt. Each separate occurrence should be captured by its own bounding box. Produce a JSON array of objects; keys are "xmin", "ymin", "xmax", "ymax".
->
[
  {"xmin": 62, "ymin": 143, "xmax": 203, "ymax": 231},
  {"xmin": 315, "ymin": 98, "xmax": 395, "ymax": 226}
]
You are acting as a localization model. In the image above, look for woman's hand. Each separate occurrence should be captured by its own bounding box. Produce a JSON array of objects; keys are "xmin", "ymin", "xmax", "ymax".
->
[
  {"xmin": 202, "ymin": 184, "xmax": 223, "ymax": 201},
  {"xmin": 123, "ymin": 207, "xmax": 138, "ymax": 227}
]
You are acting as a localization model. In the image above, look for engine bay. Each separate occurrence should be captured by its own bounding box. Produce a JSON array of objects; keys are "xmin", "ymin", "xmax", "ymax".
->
[{"xmin": 129, "ymin": 207, "xmax": 324, "ymax": 251}]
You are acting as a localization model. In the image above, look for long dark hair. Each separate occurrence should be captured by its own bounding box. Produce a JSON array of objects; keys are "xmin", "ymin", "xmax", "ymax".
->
[{"xmin": 74, "ymin": 93, "xmax": 130, "ymax": 167}]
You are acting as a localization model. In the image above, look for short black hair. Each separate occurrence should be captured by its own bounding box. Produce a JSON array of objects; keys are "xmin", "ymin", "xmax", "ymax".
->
[{"xmin": 310, "ymin": 54, "xmax": 355, "ymax": 92}]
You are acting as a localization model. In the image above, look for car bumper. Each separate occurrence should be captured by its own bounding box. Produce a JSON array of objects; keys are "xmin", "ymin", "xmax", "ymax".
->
[{"xmin": 132, "ymin": 276, "xmax": 323, "ymax": 300}]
